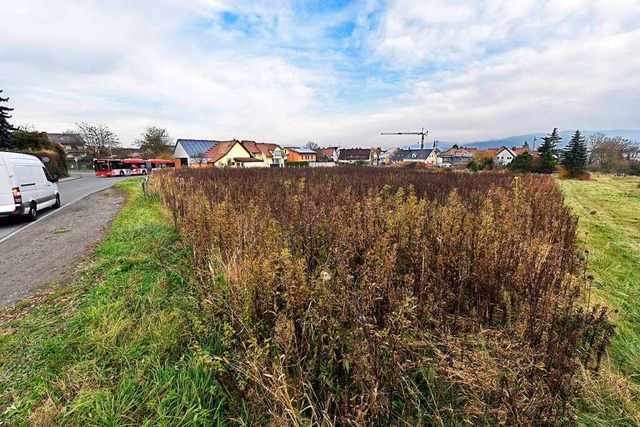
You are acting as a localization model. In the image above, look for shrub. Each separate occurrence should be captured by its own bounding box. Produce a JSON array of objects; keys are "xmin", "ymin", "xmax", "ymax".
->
[
  {"xmin": 151, "ymin": 168, "xmax": 613, "ymax": 425},
  {"xmin": 285, "ymin": 161, "xmax": 310, "ymax": 167},
  {"xmin": 21, "ymin": 149, "xmax": 68, "ymax": 178},
  {"xmin": 508, "ymin": 151, "xmax": 534, "ymax": 172}
]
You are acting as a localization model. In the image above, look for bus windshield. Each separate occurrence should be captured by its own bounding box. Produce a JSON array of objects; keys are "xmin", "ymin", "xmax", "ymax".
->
[{"xmin": 96, "ymin": 162, "xmax": 109, "ymax": 171}]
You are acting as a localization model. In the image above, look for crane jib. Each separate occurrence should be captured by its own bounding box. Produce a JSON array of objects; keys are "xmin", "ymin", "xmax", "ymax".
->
[{"xmin": 381, "ymin": 128, "xmax": 429, "ymax": 150}]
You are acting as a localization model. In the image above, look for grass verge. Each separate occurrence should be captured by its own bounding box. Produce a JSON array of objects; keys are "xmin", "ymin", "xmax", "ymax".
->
[
  {"xmin": 0, "ymin": 179, "xmax": 227, "ymax": 426},
  {"xmin": 561, "ymin": 176, "xmax": 640, "ymax": 425}
]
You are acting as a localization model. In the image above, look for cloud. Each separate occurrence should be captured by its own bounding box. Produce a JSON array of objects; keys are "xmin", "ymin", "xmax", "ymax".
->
[{"xmin": 0, "ymin": 0, "xmax": 638, "ymax": 147}]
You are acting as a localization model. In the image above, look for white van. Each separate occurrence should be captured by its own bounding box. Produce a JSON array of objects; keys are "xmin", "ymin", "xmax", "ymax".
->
[{"xmin": 0, "ymin": 152, "xmax": 60, "ymax": 221}]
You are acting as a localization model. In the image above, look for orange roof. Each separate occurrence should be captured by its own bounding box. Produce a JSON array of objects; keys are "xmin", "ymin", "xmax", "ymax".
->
[
  {"xmin": 241, "ymin": 141, "xmax": 279, "ymax": 158},
  {"xmin": 241, "ymin": 140, "xmax": 261, "ymax": 155},
  {"xmin": 257, "ymin": 143, "xmax": 279, "ymax": 158},
  {"xmin": 481, "ymin": 148, "xmax": 500, "ymax": 156},
  {"xmin": 513, "ymin": 147, "xmax": 540, "ymax": 157},
  {"xmin": 205, "ymin": 140, "xmax": 246, "ymax": 163}
]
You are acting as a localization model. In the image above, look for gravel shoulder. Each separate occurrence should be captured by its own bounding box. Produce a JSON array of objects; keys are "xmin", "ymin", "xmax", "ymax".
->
[{"xmin": 0, "ymin": 188, "xmax": 124, "ymax": 308}]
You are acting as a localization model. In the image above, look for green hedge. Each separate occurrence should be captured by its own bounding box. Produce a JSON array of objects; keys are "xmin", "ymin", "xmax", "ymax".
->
[{"xmin": 284, "ymin": 161, "xmax": 310, "ymax": 167}]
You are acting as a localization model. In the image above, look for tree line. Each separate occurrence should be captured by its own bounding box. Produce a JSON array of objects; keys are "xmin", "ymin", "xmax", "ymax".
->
[
  {"xmin": 472, "ymin": 127, "xmax": 639, "ymax": 178},
  {"xmin": 0, "ymin": 89, "xmax": 174, "ymax": 164}
]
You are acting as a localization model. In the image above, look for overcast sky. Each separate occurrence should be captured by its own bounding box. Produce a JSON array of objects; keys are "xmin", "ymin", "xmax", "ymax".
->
[{"xmin": 1, "ymin": 0, "xmax": 639, "ymax": 147}]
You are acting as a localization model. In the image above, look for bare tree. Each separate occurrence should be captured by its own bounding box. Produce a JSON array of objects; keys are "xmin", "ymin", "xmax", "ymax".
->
[
  {"xmin": 588, "ymin": 132, "xmax": 639, "ymax": 171},
  {"xmin": 76, "ymin": 122, "xmax": 120, "ymax": 158},
  {"xmin": 304, "ymin": 141, "xmax": 320, "ymax": 150}
]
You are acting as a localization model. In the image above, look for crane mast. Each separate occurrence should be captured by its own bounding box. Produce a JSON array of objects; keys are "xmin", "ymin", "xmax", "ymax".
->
[{"xmin": 381, "ymin": 127, "xmax": 429, "ymax": 149}]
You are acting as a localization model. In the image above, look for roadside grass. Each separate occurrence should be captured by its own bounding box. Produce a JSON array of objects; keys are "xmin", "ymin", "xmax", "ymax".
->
[
  {"xmin": 561, "ymin": 176, "xmax": 640, "ymax": 425},
  {"xmin": 0, "ymin": 179, "xmax": 227, "ymax": 426}
]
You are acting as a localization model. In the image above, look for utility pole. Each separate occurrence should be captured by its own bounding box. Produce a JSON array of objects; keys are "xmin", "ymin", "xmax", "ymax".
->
[{"xmin": 381, "ymin": 127, "xmax": 429, "ymax": 149}]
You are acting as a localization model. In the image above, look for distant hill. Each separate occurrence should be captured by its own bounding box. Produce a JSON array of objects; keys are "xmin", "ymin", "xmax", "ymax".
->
[{"xmin": 441, "ymin": 130, "xmax": 640, "ymax": 151}]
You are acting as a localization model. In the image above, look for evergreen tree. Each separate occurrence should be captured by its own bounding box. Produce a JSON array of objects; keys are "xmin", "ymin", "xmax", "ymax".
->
[
  {"xmin": 0, "ymin": 90, "xmax": 15, "ymax": 150},
  {"xmin": 538, "ymin": 127, "xmax": 561, "ymax": 156},
  {"xmin": 536, "ymin": 127, "xmax": 561, "ymax": 173},
  {"xmin": 560, "ymin": 130, "xmax": 588, "ymax": 178}
]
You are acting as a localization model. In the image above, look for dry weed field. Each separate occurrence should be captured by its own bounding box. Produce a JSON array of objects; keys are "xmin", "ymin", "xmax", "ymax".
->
[{"xmin": 151, "ymin": 168, "xmax": 614, "ymax": 425}]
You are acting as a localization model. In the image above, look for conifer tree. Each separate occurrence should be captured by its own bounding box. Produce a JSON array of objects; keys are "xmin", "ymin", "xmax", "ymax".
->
[
  {"xmin": 536, "ymin": 127, "xmax": 561, "ymax": 173},
  {"xmin": 0, "ymin": 90, "xmax": 15, "ymax": 150},
  {"xmin": 538, "ymin": 127, "xmax": 561, "ymax": 156},
  {"xmin": 561, "ymin": 130, "xmax": 588, "ymax": 178}
]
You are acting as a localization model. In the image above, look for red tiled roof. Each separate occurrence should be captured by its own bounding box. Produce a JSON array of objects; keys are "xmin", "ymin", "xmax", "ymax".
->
[
  {"xmin": 513, "ymin": 147, "xmax": 540, "ymax": 157},
  {"xmin": 257, "ymin": 143, "xmax": 279, "ymax": 158},
  {"xmin": 205, "ymin": 140, "xmax": 245, "ymax": 163},
  {"xmin": 241, "ymin": 140, "xmax": 261, "ymax": 155},
  {"xmin": 482, "ymin": 148, "xmax": 501, "ymax": 156},
  {"xmin": 241, "ymin": 141, "xmax": 280, "ymax": 158}
]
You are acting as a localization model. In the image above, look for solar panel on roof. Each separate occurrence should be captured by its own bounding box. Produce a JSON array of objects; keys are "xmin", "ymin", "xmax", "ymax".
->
[{"xmin": 177, "ymin": 139, "xmax": 217, "ymax": 157}]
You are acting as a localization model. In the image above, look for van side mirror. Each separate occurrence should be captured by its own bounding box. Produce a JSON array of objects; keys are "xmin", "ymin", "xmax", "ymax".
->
[{"xmin": 52, "ymin": 175, "xmax": 59, "ymax": 183}]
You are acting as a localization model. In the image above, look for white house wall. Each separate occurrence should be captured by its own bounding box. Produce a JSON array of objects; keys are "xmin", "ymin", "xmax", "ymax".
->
[{"xmin": 173, "ymin": 143, "xmax": 190, "ymax": 160}]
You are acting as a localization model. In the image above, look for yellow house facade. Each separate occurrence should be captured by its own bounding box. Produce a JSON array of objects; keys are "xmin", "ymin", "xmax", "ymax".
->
[{"xmin": 204, "ymin": 140, "xmax": 263, "ymax": 168}]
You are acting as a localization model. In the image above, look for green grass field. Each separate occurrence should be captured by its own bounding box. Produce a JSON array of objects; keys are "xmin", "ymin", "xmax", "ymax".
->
[
  {"xmin": 0, "ymin": 180, "xmax": 227, "ymax": 426},
  {"xmin": 562, "ymin": 176, "xmax": 640, "ymax": 376},
  {"xmin": 561, "ymin": 176, "xmax": 640, "ymax": 425}
]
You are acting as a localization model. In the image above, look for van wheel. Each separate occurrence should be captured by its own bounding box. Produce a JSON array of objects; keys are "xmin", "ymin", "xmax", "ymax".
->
[
  {"xmin": 53, "ymin": 194, "xmax": 61, "ymax": 208},
  {"xmin": 141, "ymin": 170, "xmax": 147, "ymax": 175},
  {"xmin": 119, "ymin": 171, "xmax": 125, "ymax": 176},
  {"xmin": 27, "ymin": 203, "xmax": 37, "ymax": 222}
]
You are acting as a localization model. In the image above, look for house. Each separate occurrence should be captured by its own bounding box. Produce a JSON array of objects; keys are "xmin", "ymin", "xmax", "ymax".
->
[
  {"xmin": 439, "ymin": 145, "xmax": 477, "ymax": 167},
  {"xmin": 493, "ymin": 147, "xmax": 517, "ymax": 166},
  {"xmin": 380, "ymin": 147, "xmax": 400, "ymax": 165},
  {"xmin": 172, "ymin": 139, "xmax": 217, "ymax": 167},
  {"xmin": 204, "ymin": 140, "xmax": 264, "ymax": 168},
  {"xmin": 337, "ymin": 148, "xmax": 371, "ymax": 164},
  {"xmin": 241, "ymin": 140, "xmax": 284, "ymax": 167},
  {"xmin": 283, "ymin": 147, "xmax": 317, "ymax": 163},
  {"xmin": 389, "ymin": 148, "xmax": 440, "ymax": 165},
  {"xmin": 493, "ymin": 146, "xmax": 540, "ymax": 166},
  {"xmin": 317, "ymin": 147, "xmax": 338, "ymax": 162},
  {"xmin": 47, "ymin": 133, "xmax": 85, "ymax": 159}
]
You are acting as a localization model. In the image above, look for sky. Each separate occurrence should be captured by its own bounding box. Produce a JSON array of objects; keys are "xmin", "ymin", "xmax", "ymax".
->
[{"xmin": 1, "ymin": 0, "xmax": 639, "ymax": 148}]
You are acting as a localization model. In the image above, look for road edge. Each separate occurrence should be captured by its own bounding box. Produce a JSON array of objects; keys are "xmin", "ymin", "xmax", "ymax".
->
[{"xmin": 0, "ymin": 178, "xmax": 134, "ymax": 246}]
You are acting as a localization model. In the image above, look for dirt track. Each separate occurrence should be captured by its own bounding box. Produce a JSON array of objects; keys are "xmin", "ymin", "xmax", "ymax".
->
[{"xmin": 0, "ymin": 188, "xmax": 123, "ymax": 308}]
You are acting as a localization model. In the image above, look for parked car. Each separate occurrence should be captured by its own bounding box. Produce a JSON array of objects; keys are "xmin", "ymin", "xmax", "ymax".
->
[{"xmin": 0, "ymin": 152, "xmax": 60, "ymax": 221}]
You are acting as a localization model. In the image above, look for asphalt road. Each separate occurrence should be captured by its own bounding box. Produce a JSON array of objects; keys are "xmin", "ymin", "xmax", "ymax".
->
[
  {"xmin": 0, "ymin": 172, "xmax": 132, "ymax": 242},
  {"xmin": 0, "ymin": 188, "xmax": 125, "ymax": 307}
]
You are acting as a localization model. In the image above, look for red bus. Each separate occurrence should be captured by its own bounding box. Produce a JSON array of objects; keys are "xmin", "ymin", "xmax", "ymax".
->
[
  {"xmin": 124, "ymin": 159, "xmax": 175, "ymax": 175},
  {"xmin": 94, "ymin": 159, "xmax": 131, "ymax": 177},
  {"xmin": 94, "ymin": 158, "xmax": 175, "ymax": 177}
]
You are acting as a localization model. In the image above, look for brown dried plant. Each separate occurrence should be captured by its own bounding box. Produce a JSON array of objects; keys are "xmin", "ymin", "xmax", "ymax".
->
[{"xmin": 151, "ymin": 168, "xmax": 614, "ymax": 426}]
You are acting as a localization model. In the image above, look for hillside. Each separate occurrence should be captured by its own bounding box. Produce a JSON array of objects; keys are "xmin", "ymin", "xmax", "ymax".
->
[{"xmin": 439, "ymin": 130, "xmax": 640, "ymax": 151}]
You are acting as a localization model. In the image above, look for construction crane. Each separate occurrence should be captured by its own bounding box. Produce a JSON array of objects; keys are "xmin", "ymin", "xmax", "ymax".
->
[{"xmin": 381, "ymin": 127, "xmax": 429, "ymax": 150}]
